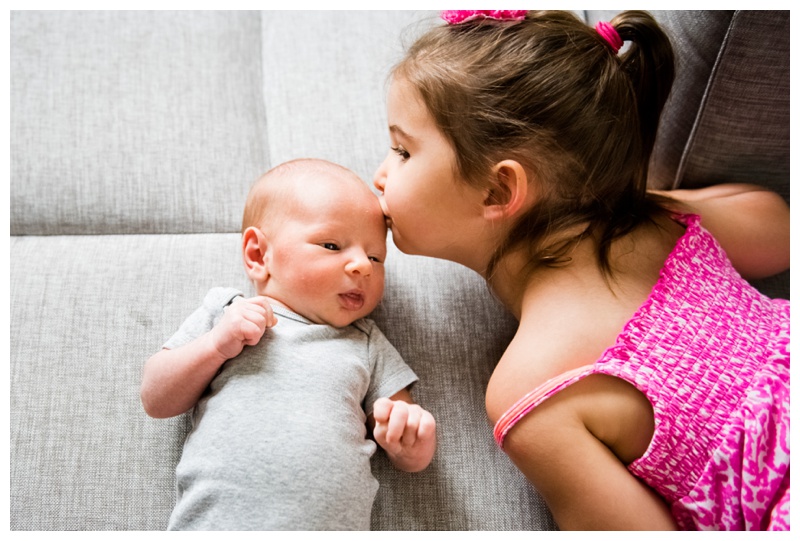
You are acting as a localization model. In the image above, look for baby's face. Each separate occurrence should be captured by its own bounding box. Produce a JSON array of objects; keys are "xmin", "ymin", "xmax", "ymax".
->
[{"xmin": 262, "ymin": 178, "xmax": 387, "ymax": 328}]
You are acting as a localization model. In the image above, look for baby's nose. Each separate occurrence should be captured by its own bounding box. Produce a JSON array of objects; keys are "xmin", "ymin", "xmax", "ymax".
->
[{"xmin": 346, "ymin": 252, "xmax": 372, "ymax": 275}]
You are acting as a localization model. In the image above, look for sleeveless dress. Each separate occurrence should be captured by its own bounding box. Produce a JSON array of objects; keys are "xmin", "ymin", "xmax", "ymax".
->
[{"xmin": 493, "ymin": 214, "xmax": 790, "ymax": 530}]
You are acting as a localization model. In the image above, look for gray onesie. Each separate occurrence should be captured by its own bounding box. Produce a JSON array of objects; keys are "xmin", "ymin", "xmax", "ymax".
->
[{"xmin": 164, "ymin": 288, "xmax": 418, "ymax": 530}]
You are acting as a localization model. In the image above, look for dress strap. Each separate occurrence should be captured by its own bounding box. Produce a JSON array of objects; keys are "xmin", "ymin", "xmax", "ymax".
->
[{"xmin": 493, "ymin": 364, "xmax": 596, "ymax": 448}]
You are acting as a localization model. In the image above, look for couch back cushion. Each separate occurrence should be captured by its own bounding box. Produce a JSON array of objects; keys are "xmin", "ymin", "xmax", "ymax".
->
[
  {"xmin": 11, "ymin": 11, "xmax": 269, "ymax": 235},
  {"xmin": 649, "ymin": 10, "xmax": 789, "ymax": 202}
]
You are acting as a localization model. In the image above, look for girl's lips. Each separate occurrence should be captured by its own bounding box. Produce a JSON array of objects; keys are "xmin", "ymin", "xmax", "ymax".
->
[
  {"xmin": 378, "ymin": 198, "xmax": 393, "ymax": 228},
  {"xmin": 339, "ymin": 290, "xmax": 365, "ymax": 311}
]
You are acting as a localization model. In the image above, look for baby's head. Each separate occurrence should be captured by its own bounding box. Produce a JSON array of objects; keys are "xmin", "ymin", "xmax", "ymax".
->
[
  {"xmin": 242, "ymin": 158, "xmax": 387, "ymax": 328},
  {"xmin": 379, "ymin": 10, "xmax": 674, "ymax": 275}
]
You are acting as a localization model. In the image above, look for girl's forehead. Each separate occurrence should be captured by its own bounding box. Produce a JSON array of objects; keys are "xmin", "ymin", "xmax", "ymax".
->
[
  {"xmin": 388, "ymin": 78, "xmax": 436, "ymax": 137},
  {"xmin": 389, "ymin": 78, "xmax": 425, "ymax": 116}
]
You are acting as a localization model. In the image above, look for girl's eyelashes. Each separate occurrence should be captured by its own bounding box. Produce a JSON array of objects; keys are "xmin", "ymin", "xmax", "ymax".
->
[
  {"xmin": 322, "ymin": 242, "xmax": 340, "ymax": 251},
  {"xmin": 391, "ymin": 145, "xmax": 410, "ymax": 161}
]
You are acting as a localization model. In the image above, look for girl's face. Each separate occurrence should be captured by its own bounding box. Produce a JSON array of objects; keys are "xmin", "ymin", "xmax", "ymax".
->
[{"xmin": 373, "ymin": 77, "xmax": 487, "ymax": 268}]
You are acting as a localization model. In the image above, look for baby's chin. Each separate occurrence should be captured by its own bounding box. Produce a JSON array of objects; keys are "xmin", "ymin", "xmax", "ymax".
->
[{"xmin": 312, "ymin": 304, "xmax": 381, "ymax": 328}]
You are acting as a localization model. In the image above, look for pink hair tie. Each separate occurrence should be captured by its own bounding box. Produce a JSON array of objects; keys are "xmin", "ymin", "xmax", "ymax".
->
[
  {"xmin": 442, "ymin": 10, "xmax": 527, "ymax": 24},
  {"xmin": 595, "ymin": 21, "xmax": 623, "ymax": 54}
]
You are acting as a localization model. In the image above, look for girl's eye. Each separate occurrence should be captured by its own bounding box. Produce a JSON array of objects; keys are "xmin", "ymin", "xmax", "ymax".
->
[
  {"xmin": 391, "ymin": 146, "xmax": 410, "ymax": 161},
  {"xmin": 368, "ymin": 255, "xmax": 383, "ymax": 263},
  {"xmin": 322, "ymin": 243, "xmax": 340, "ymax": 251}
]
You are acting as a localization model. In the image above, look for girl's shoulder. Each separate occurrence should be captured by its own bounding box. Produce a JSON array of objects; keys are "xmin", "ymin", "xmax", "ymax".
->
[{"xmin": 486, "ymin": 217, "xmax": 684, "ymax": 423}]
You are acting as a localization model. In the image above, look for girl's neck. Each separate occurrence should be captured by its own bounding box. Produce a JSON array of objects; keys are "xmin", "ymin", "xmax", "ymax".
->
[{"xmin": 485, "ymin": 228, "xmax": 597, "ymax": 320}]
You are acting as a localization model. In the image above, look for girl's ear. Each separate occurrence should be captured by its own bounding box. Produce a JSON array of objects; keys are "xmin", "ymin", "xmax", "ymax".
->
[
  {"xmin": 482, "ymin": 159, "xmax": 530, "ymax": 221},
  {"xmin": 242, "ymin": 226, "xmax": 270, "ymax": 283}
]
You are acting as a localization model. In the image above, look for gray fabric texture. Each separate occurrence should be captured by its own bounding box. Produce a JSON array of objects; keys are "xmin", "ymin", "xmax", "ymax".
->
[
  {"xmin": 10, "ymin": 11, "xmax": 268, "ymax": 236},
  {"xmin": 647, "ymin": 11, "xmax": 735, "ymax": 190},
  {"xmin": 369, "ymin": 240, "xmax": 557, "ymax": 530},
  {"xmin": 10, "ymin": 234, "xmax": 247, "ymax": 530},
  {"xmin": 648, "ymin": 10, "xmax": 790, "ymax": 200},
  {"xmin": 670, "ymin": 10, "xmax": 790, "ymax": 201},
  {"xmin": 10, "ymin": 10, "xmax": 788, "ymax": 531},
  {"xmin": 165, "ymin": 290, "xmax": 417, "ymax": 530},
  {"xmin": 260, "ymin": 11, "xmax": 439, "ymax": 186}
]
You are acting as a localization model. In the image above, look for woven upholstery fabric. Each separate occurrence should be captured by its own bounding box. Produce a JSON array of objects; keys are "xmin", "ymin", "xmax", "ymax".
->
[
  {"xmin": 260, "ymin": 11, "xmax": 438, "ymax": 185},
  {"xmin": 10, "ymin": 11, "xmax": 268, "ymax": 235},
  {"xmin": 646, "ymin": 11, "xmax": 735, "ymax": 190},
  {"xmin": 370, "ymin": 240, "xmax": 555, "ymax": 530},
  {"xmin": 10, "ymin": 234, "xmax": 246, "ymax": 529},
  {"xmin": 669, "ymin": 11, "xmax": 789, "ymax": 201}
]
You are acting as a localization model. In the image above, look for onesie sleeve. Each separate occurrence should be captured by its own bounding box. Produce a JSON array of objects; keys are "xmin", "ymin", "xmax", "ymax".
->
[
  {"xmin": 361, "ymin": 319, "xmax": 419, "ymax": 416},
  {"xmin": 162, "ymin": 287, "xmax": 243, "ymax": 350}
]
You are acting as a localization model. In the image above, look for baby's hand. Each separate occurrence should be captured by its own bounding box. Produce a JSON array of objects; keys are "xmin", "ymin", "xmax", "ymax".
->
[
  {"xmin": 210, "ymin": 296, "xmax": 277, "ymax": 360},
  {"xmin": 372, "ymin": 397, "xmax": 436, "ymax": 473}
]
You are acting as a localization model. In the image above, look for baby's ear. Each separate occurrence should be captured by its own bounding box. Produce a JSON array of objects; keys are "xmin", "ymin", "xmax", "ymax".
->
[
  {"xmin": 242, "ymin": 226, "xmax": 270, "ymax": 282},
  {"xmin": 482, "ymin": 159, "xmax": 530, "ymax": 221}
]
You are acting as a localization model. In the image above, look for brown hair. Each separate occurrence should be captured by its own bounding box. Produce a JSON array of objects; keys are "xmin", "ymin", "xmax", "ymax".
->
[{"xmin": 394, "ymin": 10, "xmax": 675, "ymax": 277}]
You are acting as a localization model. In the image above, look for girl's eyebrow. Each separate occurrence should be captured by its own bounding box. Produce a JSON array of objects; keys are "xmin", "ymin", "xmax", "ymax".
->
[{"xmin": 389, "ymin": 125, "xmax": 415, "ymax": 142}]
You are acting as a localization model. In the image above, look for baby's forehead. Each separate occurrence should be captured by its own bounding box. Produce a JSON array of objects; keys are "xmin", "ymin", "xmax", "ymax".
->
[
  {"xmin": 295, "ymin": 167, "xmax": 361, "ymax": 188},
  {"xmin": 288, "ymin": 176, "xmax": 366, "ymax": 211}
]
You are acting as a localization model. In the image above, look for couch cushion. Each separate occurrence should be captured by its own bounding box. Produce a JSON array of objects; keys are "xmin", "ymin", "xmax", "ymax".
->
[
  {"xmin": 10, "ymin": 11, "xmax": 269, "ymax": 236},
  {"xmin": 370, "ymin": 238, "xmax": 556, "ymax": 530},
  {"xmin": 589, "ymin": 10, "xmax": 789, "ymax": 206},
  {"xmin": 260, "ymin": 10, "xmax": 439, "ymax": 186},
  {"xmin": 645, "ymin": 10, "xmax": 735, "ymax": 190},
  {"xmin": 9, "ymin": 232, "xmax": 555, "ymax": 530},
  {"xmin": 667, "ymin": 10, "xmax": 789, "ymax": 201},
  {"xmin": 9, "ymin": 234, "xmax": 247, "ymax": 529}
]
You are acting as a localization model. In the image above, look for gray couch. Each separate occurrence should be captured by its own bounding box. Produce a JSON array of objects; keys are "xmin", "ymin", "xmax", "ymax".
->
[{"xmin": 10, "ymin": 10, "xmax": 788, "ymax": 530}]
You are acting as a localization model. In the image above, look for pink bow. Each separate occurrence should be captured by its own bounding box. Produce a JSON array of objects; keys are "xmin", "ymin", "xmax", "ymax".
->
[{"xmin": 441, "ymin": 10, "xmax": 527, "ymax": 24}]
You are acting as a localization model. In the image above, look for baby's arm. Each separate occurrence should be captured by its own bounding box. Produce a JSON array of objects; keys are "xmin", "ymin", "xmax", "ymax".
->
[
  {"xmin": 140, "ymin": 296, "xmax": 276, "ymax": 418},
  {"xmin": 370, "ymin": 389, "xmax": 436, "ymax": 473},
  {"xmin": 654, "ymin": 183, "xmax": 789, "ymax": 280}
]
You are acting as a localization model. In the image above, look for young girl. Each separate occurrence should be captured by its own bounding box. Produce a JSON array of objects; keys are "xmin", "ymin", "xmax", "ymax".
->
[{"xmin": 372, "ymin": 10, "xmax": 789, "ymax": 531}]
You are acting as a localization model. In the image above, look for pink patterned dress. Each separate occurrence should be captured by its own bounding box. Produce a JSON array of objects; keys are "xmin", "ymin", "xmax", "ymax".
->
[{"xmin": 494, "ymin": 214, "xmax": 790, "ymax": 530}]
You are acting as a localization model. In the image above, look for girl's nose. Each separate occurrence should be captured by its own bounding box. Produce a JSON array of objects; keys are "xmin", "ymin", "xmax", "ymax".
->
[{"xmin": 373, "ymin": 157, "xmax": 387, "ymax": 193}]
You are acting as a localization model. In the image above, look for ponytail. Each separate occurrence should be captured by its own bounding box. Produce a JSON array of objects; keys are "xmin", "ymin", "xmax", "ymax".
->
[{"xmin": 612, "ymin": 11, "xmax": 675, "ymax": 181}]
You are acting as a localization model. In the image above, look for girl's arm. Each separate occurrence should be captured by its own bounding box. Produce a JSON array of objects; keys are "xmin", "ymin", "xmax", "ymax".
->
[
  {"xmin": 654, "ymin": 184, "xmax": 789, "ymax": 280},
  {"xmin": 140, "ymin": 296, "xmax": 275, "ymax": 418},
  {"xmin": 502, "ymin": 377, "xmax": 678, "ymax": 530}
]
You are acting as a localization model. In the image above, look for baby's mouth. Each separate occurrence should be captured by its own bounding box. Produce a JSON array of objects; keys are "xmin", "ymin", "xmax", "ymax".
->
[{"xmin": 339, "ymin": 291, "xmax": 365, "ymax": 311}]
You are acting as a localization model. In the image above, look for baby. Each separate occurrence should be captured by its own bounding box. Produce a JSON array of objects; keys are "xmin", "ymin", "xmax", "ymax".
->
[{"xmin": 141, "ymin": 158, "xmax": 436, "ymax": 530}]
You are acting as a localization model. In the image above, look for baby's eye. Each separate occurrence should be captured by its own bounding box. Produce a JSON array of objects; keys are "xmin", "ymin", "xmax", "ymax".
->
[
  {"xmin": 391, "ymin": 146, "xmax": 410, "ymax": 161},
  {"xmin": 368, "ymin": 255, "xmax": 383, "ymax": 263},
  {"xmin": 322, "ymin": 243, "xmax": 340, "ymax": 251}
]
